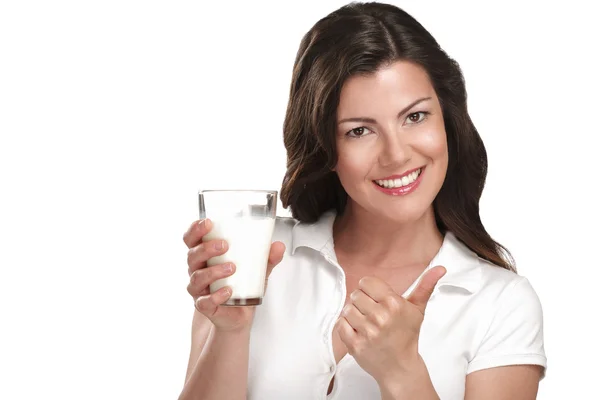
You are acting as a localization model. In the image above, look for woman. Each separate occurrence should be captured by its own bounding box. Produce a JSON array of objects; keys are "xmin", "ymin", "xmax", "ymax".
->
[{"xmin": 180, "ymin": 2, "xmax": 546, "ymax": 399}]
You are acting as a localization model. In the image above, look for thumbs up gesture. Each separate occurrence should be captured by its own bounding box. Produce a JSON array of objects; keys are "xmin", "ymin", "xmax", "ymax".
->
[{"xmin": 334, "ymin": 265, "xmax": 446, "ymax": 386}]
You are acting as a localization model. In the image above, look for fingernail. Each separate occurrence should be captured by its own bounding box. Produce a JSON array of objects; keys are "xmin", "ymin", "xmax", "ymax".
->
[
  {"xmin": 223, "ymin": 263, "xmax": 233, "ymax": 273},
  {"xmin": 223, "ymin": 287, "xmax": 231, "ymax": 296},
  {"xmin": 215, "ymin": 240, "xmax": 224, "ymax": 250},
  {"xmin": 198, "ymin": 218, "xmax": 210, "ymax": 228}
]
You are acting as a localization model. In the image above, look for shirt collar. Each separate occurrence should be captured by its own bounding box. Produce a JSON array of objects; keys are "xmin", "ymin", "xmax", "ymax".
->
[
  {"xmin": 291, "ymin": 209, "xmax": 484, "ymax": 294},
  {"xmin": 291, "ymin": 209, "xmax": 337, "ymax": 255}
]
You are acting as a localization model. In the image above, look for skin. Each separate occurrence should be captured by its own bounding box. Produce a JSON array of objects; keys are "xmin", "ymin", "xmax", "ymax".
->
[
  {"xmin": 329, "ymin": 60, "xmax": 542, "ymax": 399},
  {"xmin": 181, "ymin": 219, "xmax": 286, "ymax": 400},
  {"xmin": 180, "ymin": 59, "xmax": 542, "ymax": 399}
]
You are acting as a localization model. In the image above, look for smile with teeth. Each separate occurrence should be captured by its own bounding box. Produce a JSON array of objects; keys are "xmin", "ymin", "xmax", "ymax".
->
[{"xmin": 374, "ymin": 168, "xmax": 422, "ymax": 188}]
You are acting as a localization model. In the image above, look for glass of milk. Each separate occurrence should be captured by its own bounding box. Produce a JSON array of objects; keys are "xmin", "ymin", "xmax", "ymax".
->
[{"xmin": 198, "ymin": 190, "xmax": 277, "ymax": 306}]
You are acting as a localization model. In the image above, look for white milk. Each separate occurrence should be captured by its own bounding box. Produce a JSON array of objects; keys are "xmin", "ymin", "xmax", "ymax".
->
[{"xmin": 203, "ymin": 216, "xmax": 276, "ymax": 301}]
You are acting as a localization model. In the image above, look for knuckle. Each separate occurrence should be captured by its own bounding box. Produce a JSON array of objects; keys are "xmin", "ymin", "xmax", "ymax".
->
[
  {"xmin": 342, "ymin": 304, "xmax": 352, "ymax": 317},
  {"xmin": 187, "ymin": 272, "xmax": 200, "ymax": 294},
  {"xmin": 384, "ymin": 295, "xmax": 402, "ymax": 311},
  {"xmin": 187, "ymin": 244, "xmax": 205, "ymax": 268},
  {"xmin": 190, "ymin": 269, "xmax": 201, "ymax": 285},
  {"xmin": 186, "ymin": 247, "xmax": 195, "ymax": 266},
  {"xmin": 365, "ymin": 326, "xmax": 378, "ymax": 340},
  {"xmin": 370, "ymin": 311, "xmax": 388, "ymax": 328},
  {"xmin": 202, "ymin": 267, "xmax": 213, "ymax": 282}
]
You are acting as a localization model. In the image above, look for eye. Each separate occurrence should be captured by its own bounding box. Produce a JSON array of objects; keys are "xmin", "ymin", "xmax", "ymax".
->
[
  {"xmin": 405, "ymin": 111, "xmax": 430, "ymax": 125},
  {"xmin": 345, "ymin": 126, "xmax": 373, "ymax": 138}
]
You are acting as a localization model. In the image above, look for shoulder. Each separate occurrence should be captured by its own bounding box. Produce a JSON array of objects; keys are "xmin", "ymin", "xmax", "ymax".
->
[
  {"xmin": 465, "ymin": 259, "xmax": 547, "ymax": 375},
  {"xmin": 438, "ymin": 233, "xmax": 540, "ymax": 304},
  {"xmin": 442, "ymin": 233, "xmax": 543, "ymax": 322},
  {"xmin": 476, "ymin": 258, "xmax": 541, "ymax": 308},
  {"xmin": 470, "ymin": 257, "xmax": 545, "ymax": 352}
]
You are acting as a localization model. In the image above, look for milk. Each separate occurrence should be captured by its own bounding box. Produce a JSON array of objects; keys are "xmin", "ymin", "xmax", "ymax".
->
[{"xmin": 203, "ymin": 216, "xmax": 276, "ymax": 303}]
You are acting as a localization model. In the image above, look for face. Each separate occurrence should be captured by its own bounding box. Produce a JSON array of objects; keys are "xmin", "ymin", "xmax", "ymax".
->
[{"xmin": 334, "ymin": 60, "xmax": 448, "ymax": 224}]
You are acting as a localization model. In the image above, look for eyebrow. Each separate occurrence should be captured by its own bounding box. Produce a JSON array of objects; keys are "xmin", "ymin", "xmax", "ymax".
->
[{"xmin": 337, "ymin": 96, "xmax": 432, "ymax": 125}]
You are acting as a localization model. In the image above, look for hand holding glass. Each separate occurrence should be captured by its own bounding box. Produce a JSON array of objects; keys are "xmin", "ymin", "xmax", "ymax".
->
[{"xmin": 198, "ymin": 190, "xmax": 277, "ymax": 306}]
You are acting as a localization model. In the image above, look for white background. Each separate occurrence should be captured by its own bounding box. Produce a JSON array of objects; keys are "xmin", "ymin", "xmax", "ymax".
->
[{"xmin": 1, "ymin": 1, "xmax": 598, "ymax": 399}]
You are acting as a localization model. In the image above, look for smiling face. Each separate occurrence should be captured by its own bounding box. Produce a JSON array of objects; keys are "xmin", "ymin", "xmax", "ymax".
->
[{"xmin": 334, "ymin": 60, "xmax": 449, "ymax": 224}]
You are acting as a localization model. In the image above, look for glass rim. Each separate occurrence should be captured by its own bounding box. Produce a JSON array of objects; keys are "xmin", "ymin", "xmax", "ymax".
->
[{"xmin": 198, "ymin": 189, "xmax": 278, "ymax": 194}]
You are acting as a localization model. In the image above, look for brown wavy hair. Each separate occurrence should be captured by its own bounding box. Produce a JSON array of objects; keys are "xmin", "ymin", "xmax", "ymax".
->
[{"xmin": 280, "ymin": 1, "xmax": 515, "ymax": 271}]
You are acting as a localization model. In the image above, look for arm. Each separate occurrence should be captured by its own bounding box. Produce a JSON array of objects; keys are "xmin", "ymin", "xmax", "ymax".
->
[
  {"xmin": 465, "ymin": 365, "xmax": 542, "ymax": 400},
  {"xmin": 183, "ymin": 309, "xmax": 212, "ymax": 383},
  {"xmin": 378, "ymin": 355, "xmax": 440, "ymax": 400},
  {"xmin": 378, "ymin": 360, "xmax": 543, "ymax": 400},
  {"xmin": 179, "ymin": 309, "xmax": 251, "ymax": 400}
]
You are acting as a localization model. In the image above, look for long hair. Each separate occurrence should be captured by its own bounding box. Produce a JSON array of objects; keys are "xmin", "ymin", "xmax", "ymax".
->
[{"xmin": 280, "ymin": 1, "xmax": 515, "ymax": 271}]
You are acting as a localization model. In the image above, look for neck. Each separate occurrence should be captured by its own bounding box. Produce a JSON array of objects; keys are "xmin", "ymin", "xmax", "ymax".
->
[{"xmin": 332, "ymin": 202, "xmax": 444, "ymax": 270}]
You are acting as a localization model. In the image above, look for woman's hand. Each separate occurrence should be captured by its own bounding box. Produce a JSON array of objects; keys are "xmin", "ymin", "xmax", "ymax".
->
[
  {"xmin": 183, "ymin": 218, "xmax": 286, "ymax": 333},
  {"xmin": 334, "ymin": 266, "xmax": 446, "ymax": 385}
]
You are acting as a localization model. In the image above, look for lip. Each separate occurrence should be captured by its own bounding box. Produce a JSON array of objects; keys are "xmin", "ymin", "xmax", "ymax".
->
[
  {"xmin": 374, "ymin": 166, "xmax": 424, "ymax": 181},
  {"xmin": 372, "ymin": 166, "xmax": 425, "ymax": 196}
]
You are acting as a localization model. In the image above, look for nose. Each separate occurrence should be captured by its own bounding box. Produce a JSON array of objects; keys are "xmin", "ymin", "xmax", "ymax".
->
[{"xmin": 378, "ymin": 132, "xmax": 411, "ymax": 169}]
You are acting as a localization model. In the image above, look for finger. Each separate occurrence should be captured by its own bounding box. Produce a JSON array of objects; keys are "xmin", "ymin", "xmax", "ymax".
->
[
  {"xmin": 187, "ymin": 239, "xmax": 229, "ymax": 276},
  {"xmin": 358, "ymin": 276, "xmax": 397, "ymax": 303},
  {"xmin": 336, "ymin": 317, "xmax": 358, "ymax": 347},
  {"xmin": 340, "ymin": 303, "xmax": 372, "ymax": 337},
  {"xmin": 187, "ymin": 263, "xmax": 236, "ymax": 298},
  {"xmin": 261, "ymin": 241, "xmax": 286, "ymax": 295},
  {"xmin": 183, "ymin": 218, "xmax": 213, "ymax": 249},
  {"xmin": 265, "ymin": 241, "xmax": 286, "ymax": 277},
  {"xmin": 349, "ymin": 289, "xmax": 380, "ymax": 317},
  {"xmin": 195, "ymin": 286, "xmax": 232, "ymax": 317},
  {"xmin": 407, "ymin": 265, "xmax": 447, "ymax": 314}
]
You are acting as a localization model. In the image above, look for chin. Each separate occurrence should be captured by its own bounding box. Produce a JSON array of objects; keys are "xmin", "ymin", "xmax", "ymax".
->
[{"xmin": 375, "ymin": 204, "xmax": 431, "ymax": 225}]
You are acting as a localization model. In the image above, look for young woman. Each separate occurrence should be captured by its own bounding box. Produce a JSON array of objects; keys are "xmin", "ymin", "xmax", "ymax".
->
[{"xmin": 180, "ymin": 3, "xmax": 546, "ymax": 399}]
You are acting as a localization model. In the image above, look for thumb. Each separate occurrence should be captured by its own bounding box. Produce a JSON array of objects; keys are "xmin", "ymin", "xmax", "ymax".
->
[
  {"xmin": 264, "ymin": 241, "xmax": 286, "ymax": 295},
  {"xmin": 407, "ymin": 265, "xmax": 446, "ymax": 314},
  {"xmin": 265, "ymin": 241, "xmax": 286, "ymax": 278}
]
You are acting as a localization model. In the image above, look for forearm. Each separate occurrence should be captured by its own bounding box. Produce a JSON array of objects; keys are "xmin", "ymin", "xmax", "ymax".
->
[
  {"xmin": 379, "ymin": 356, "xmax": 439, "ymax": 400},
  {"xmin": 179, "ymin": 326, "xmax": 251, "ymax": 400}
]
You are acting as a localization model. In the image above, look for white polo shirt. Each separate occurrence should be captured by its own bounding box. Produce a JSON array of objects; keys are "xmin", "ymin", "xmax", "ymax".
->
[{"xmin": 247, "ymin": 210, "xmax": 547, "ymax": 400}]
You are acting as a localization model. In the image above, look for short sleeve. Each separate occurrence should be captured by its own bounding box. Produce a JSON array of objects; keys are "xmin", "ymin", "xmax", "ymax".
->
[{"xmin": 467, "ymin": 276, "xmax": 547, "ymax": 378}]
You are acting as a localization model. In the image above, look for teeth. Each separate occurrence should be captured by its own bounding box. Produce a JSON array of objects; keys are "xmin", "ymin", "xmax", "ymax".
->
[{"xmin": 375, "ymin": 168, "xmax": 421, "ymax": 189}]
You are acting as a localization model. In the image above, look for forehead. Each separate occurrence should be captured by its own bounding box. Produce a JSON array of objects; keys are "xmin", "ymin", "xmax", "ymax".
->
[{"xmin": 337, "ymin": 61, "xmax": 435, "ymax": 116}]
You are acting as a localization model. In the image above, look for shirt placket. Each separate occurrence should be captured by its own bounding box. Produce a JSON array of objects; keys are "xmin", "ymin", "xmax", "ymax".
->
[{"xmin": 321, "ymin": 247, "xmax": 347, "ymax": 400}]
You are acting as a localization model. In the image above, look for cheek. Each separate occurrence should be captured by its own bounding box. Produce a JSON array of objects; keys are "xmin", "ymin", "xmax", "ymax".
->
[
  {"xmin": 335, "ymin": 144, "xmax": 375, "ymax": 181},
  {"xmin": 415, "ymin": 127, "xmax": 448, "ymax": 161}
]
